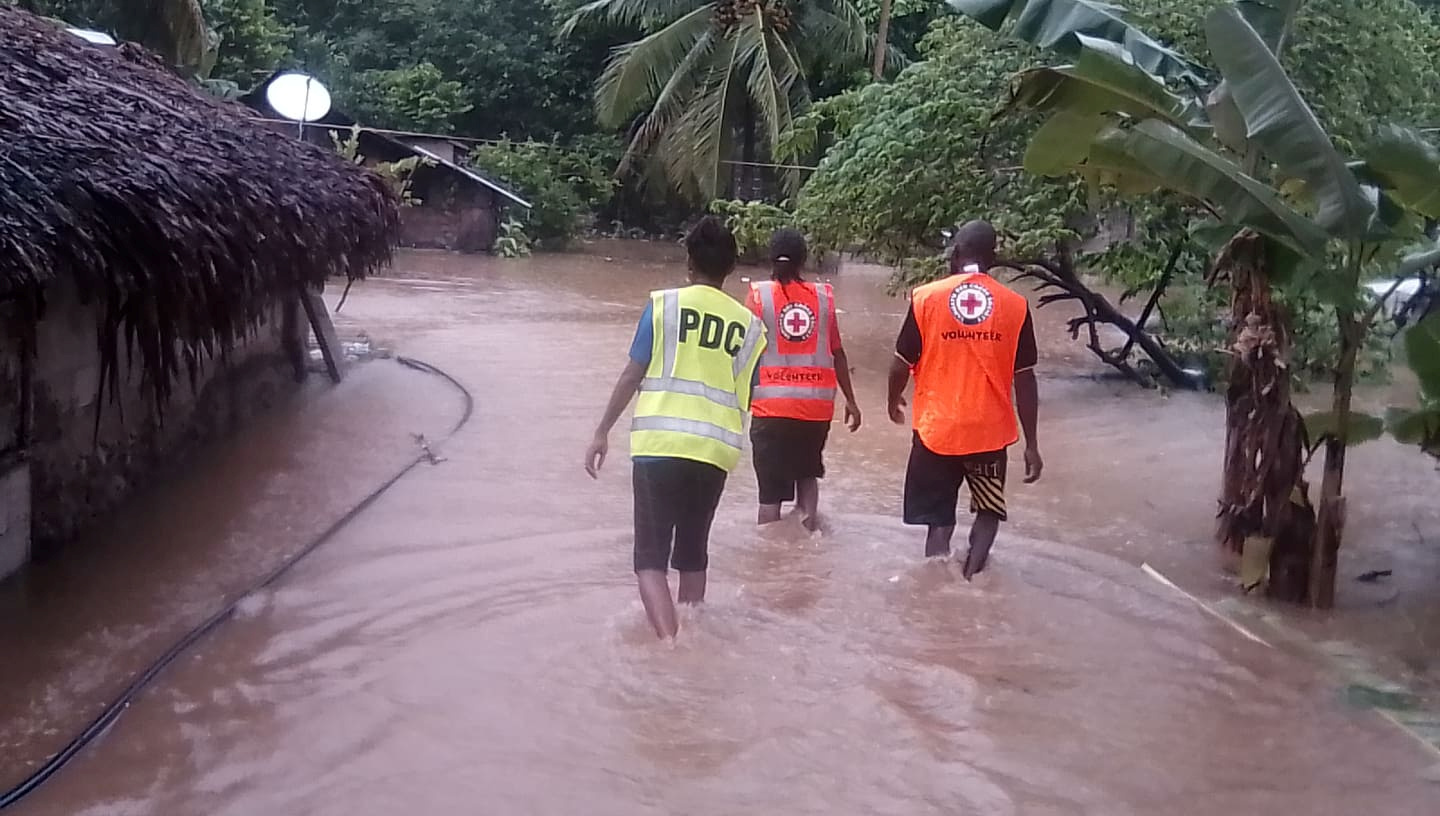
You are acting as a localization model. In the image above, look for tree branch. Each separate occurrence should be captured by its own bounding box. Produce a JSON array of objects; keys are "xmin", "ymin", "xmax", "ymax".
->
[{"xmin": 995, "ymin": 254, "xmax": 1198, "ymax": 390}]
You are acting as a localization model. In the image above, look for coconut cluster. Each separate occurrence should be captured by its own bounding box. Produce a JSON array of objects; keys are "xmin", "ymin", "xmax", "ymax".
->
[{"xmin": 712, "ymin": 0, "xmax": 794, "ymax": 33}]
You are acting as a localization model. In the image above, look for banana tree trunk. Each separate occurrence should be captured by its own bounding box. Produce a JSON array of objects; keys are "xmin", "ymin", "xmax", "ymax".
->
[
  {"xmin": 1212, "ymin": 231, "xmax": 1315, "ymax": 602},
  {"xmin": 1309, "ymin": 312, "xmax": 1360, "ymax": 609}
]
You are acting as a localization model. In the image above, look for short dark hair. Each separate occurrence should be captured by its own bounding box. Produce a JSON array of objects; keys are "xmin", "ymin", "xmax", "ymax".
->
[
  {"xmin": 685, "ymin": 215, "xmax": 738, "ymax": 280},
  {"xmin": 769, "ymin": 227, "xmax": 808, "ymax": 283},
  {"xmin": 948, "ymin": 220, "xmax": 998, "ymax": 273}
]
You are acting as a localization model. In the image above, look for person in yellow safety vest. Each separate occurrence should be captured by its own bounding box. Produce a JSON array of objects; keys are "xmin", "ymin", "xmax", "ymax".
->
[
  {"xmin": 744, "ymin": 228, "xmax": 861, "ymax": 530},
  {"xmin": 585, "ymin": 216, "xmax": 768, "ymax": 639},
  {"xmin": 887, "ymin": 220, "xmax": 1043, "ymax": 580}
]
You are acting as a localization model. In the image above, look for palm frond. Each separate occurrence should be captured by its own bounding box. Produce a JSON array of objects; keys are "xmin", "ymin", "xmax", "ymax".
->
[
  {"xmin": 669, "ymin": 32, "xmax": 741, "ymax": 199},
  {"xmin": 560, "ymin": 0, "xmax": 711, "ymax": 38},
  {"xmin": 793, "ymin": 5, "xmax": 869, "ymax": 61},
  {"xmin": 740, "ymin": 9, "xmax": 787, "ymax": 156},
  {"xmin": 596, "ymin": 4, "xmax": 716, "ymax": 127},
  {"xmin": 619, "ymin": 30, "xmax": 721, "ymax": 176}
]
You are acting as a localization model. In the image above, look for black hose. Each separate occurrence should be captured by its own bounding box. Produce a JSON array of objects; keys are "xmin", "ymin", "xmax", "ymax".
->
[{"xmin": 0, "ymin": 356, "xmax": 473, "ymax": 811}]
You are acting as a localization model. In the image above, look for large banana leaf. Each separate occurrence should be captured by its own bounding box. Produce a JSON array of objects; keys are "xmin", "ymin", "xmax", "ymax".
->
[
  {"xmin": 1095, "ymin": 119, "xmax": 1328, "ymax": 257},
  {"xmin": 1234, "ymin": 0, "xmax": 1303, "ymax": 53},
  {"xmin": 1204, "ymin": 2, "xmax": 1303, "ymax": 153},
  {"xmin": 947, "ymin": 0, "xmax": 1198, "ymax": 81},
  {"xmin": 1356, "ymin": 126, "xmax": 1440, "ymax": 220},
  {"xmin": 1009, "ymin": 35, "xmax": 1207, "ymax": 131},
  {"xmin": 1205, "ymin": 6, "xmax": 1373, "ymax": 240},
  {"xmin": 1024, "ymin": 111, "xmax": 1108, "ymax": 176}
]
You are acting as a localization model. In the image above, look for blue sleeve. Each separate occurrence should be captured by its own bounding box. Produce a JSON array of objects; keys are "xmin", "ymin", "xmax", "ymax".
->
[{"xmin": 628, "ymin": 301, "xmax": 654, "ymax": 365}]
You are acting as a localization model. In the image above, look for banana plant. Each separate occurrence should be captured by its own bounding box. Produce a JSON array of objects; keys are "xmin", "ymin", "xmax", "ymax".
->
[{"xmin": 950, "ymin": 0, "xmax": 1440, "ymax": 606}]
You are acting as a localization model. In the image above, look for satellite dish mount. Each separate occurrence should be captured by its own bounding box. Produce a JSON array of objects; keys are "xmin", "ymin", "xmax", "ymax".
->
[{"xmin": 265, "ymin": 72, "xmax": 332, "ymax": 140}]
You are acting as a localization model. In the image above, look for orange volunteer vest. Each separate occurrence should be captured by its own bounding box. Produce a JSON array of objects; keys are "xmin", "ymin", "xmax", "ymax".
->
[
  {"xmin": 749, "ymin": 280, "xmax": 839, "ymax": 421},
  {"xmin": 910, "ymin": 271, "xmax": 1028, "ymax": 455}
]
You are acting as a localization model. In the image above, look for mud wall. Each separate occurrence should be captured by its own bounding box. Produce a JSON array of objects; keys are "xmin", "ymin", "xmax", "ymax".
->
[{"xmin": 8, "ymin": 280, "xmax": 304, "ymax": 569}]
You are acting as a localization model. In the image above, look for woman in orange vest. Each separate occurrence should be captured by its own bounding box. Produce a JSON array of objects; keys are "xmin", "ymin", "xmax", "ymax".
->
[
  {"xmin": 886, "ymin": 220, "xmax": 1043, "ymax": 579},
  {"xmin": 745, "ymin": 229, "xmax": 861, "ymax": 530}
]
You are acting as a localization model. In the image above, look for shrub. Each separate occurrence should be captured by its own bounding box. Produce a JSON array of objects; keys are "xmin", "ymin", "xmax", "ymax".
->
[{"xmin": 469, "ymin": 139, "xmax": 616, "ymax": 248}]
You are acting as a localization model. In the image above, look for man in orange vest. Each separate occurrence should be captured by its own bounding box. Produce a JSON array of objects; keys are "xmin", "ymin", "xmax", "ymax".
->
[
  {"xmin": 745, "ymin": 228, "xmax": 861, "ymax": 530},
  {"xmin": 886, "ymin": 220, "xmax": 1042, "ymax": 579}
]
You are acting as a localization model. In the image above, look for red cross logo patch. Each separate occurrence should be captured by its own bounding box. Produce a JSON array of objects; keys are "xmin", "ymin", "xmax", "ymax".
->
[
  {"xmin": 778, "ymin": 302, "xmax": 816, "ymax": 341},
  {"xmin": 949, "ymin": 283, "xmax": 994, "ymax": 326}
]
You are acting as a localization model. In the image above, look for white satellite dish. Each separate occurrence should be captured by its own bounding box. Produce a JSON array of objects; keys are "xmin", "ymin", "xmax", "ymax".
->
[
  {"xmin": 68, "ymin": 28, "xmax": 117, "ymax": 46},
  {"xmin": 265, "ymin": 72, "xmax": 332, "ymax": 123}
]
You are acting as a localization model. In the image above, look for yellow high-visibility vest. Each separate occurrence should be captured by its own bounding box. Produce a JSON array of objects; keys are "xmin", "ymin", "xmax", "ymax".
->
[{"xmin": 631, "ymin": 285, "xmax": 767, "ymax": 471}]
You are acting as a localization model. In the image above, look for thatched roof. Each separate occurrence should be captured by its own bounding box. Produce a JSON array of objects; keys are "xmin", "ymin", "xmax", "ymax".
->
[{"xmin": 0, "ymin": 6, "xmax": 399, "ymax": 405}]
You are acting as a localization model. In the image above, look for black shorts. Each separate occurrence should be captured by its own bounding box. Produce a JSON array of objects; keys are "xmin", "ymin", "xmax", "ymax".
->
[
  {"xmin": 633, "ymin": 457, "xmax": 728, "ymax": 573},
  {"xmin": 750, "ymin": 417, "xmax": 830, "ymax": 505},
  {"xmin": 903, "ymin": 435, "xmax": 1008, "ymax": 526}
]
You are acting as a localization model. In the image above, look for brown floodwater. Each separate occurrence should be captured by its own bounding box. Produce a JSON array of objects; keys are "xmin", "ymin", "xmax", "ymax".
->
[{"xmin": 3, "ymin": 242, "xmax": 1439, "ymax": 814}]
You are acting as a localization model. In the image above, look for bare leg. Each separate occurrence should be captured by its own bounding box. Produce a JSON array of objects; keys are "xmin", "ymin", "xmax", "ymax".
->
[
  {"xmin": 636, "ymin": 570, "xmax": 678, "ymax": 639},
  {"xmin": 796, "ymin": 478, "xmax": 820, "ymax": 531},
  {"xmin": 925, "ymin": 525, "xmax": 956, "ymax": 558},
  {"xmin": 962, "ymin": 511, "xmax": 1002, "ymax": 580},
  {"xmin": 757, "ymin": 504, "xmax": 784, "ymax": 525},
  {"xmin": 677, "ymin": 570, "xmax": 707, "ymax": 604}
]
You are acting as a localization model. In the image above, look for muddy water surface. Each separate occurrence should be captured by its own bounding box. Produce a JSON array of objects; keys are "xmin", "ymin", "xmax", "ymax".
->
[{"xmin": 4, "ymin": 244, "xmax": 1439, "ymax": 814}]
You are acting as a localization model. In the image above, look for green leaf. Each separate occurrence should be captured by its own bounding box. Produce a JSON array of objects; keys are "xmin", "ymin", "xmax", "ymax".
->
[
  {"xmin": 1095, "ymin": 120, "xmax": 1328, "ymax": 257},
  {"xmin": 1404, "ymin": 310, "xmax": 1440, "ymax": 395},
  {"xmin": 1025, "ymin": 111, "xmax": 1107, "ymax": 176},
  {"xmin": 946, "ymin": 0, "xmax": 1199, "ymax": 80},
  {"xmin": 1234, "ymin": 0, "xmax": 1304, "ymax": 53},
  {"xmin": 1358, "ymin": 126, "xmax": 1440, "ymax": 220},
  {"xmin": 1205, "ymin": 6, "xmax": 1374, "ymax": 240},
  {"xmin": 1303, "ymin": 411, "xmax": 1386, "ymax": 446},
  {"xmin": 1385, "ymin": 405, "xmax": 1440, "ymax": 447},
  {"xmin": 1189, "ymin": 221, "xmax": 1243, "ymax": 252},
  {"xmin": 1078, "ymin": 134, "xmax": 1165, "ymax": 194},
  {"xmin": 594, "ymin": 4, "xmax": 716, "ymax": 127},
  {"xmin": 1008, "ymin": 35, "xmax": 1207, "ymax": 131},
  {"xmin": 1205, "ymin": 81, "xmax": 1248, "ymax": 154}
]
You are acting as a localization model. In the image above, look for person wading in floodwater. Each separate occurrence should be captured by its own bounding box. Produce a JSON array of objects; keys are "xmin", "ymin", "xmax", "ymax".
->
[
  {"xmin": 744, "ymin": 228, "xmax": 861, "ymax": 530},
  {"xmin": 585, "ymin": 216, "xmax": 768, "ymax": 639},
  {"xmin": 887, "ymin": 220, "xmax": 1043, "ymax": 579}
]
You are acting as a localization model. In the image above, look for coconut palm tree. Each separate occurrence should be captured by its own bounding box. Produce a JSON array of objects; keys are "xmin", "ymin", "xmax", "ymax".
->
[{"xmin": 562, "ymin": 0, "xmax": 869, "ymax": 200}]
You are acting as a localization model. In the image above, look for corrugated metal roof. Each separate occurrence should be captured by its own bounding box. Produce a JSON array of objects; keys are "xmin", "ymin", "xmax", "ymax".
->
[{"xmin": 406, "ymin": 143, "xmax": 532, "ymax": 209}]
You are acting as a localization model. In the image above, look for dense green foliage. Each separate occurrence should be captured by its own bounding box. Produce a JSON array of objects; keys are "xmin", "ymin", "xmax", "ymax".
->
[
  {"xmin": 710, "ymin": 198, "xmax": 795, "ymax": 261},
  {"xmin": 274, "ymin": 0, "xmax": 619, "ymax": 140},
  {"xmin": 795, "ymin": 18, "xmax": 1078, "ymax": 267},
  {"xmin": 204, "ymin": 0, "xmax": 293, "ymax": 86},
  {"xmin": 794, "ymin": 0, "xmax": 1440, "ymax": 382},
  {"xmin": 469, "ymin": 140, "xmax": 618, "ymax": 247}
]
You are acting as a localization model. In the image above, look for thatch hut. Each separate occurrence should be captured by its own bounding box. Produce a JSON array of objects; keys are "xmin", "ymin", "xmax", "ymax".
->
[{"xmin": 0, "ymin": 7, "xmax": 401, "ymax": 579}]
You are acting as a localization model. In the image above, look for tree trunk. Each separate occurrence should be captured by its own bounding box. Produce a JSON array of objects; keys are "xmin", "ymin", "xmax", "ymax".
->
[
  {"xmin": 740, "ymin": 99, "xmax": 757, "ymax": 200},
  {"xmin": 1210, "ymin": 231, "xmax": 1316, "ymax": 602},
  {"xmin": 872, "ymin": 0, "xmax": 893, "ymax": 80},
  {"xmin": 1309, "ymin": 313, "xmax": 1360, "ymax": 609}
]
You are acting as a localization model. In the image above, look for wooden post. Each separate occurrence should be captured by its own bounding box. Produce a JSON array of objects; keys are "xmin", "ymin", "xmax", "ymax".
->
[{"xmin": 300, "ymin": 285, "xmax": 345, "ymax": 383}]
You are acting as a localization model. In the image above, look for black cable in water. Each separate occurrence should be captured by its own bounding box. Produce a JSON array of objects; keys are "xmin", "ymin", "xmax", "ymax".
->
[{"xmin": 0, "ymin": 356, "xmax": 474, "ymax": 811}]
